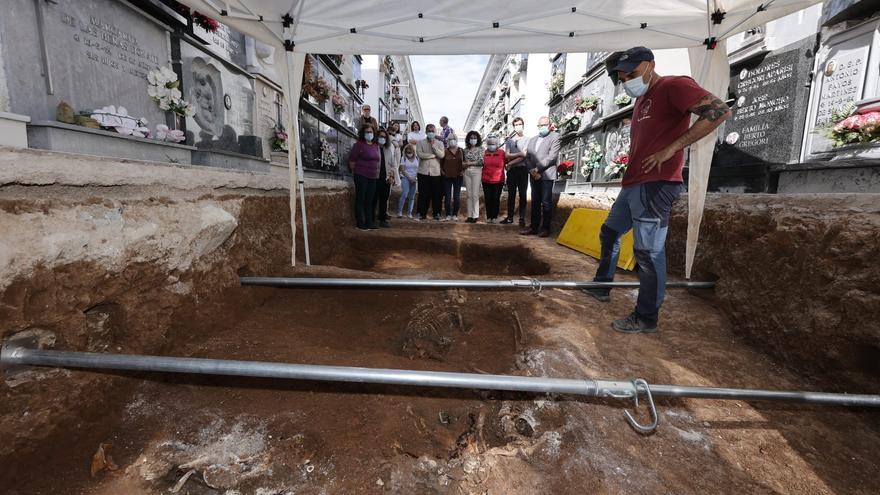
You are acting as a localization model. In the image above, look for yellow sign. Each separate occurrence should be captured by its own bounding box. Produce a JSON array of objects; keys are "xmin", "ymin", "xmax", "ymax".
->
[{"xmin": 556, "ymin": 208, "xmax": 637, "ymax": 271}]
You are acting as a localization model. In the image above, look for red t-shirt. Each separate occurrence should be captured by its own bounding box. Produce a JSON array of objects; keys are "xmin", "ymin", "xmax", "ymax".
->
[
  {"xmin": 482, "ymin": 149, "xmax": 506, "ymax": 184},
  {"xmin": 622, "ymin": 76, "xmax": 709, "ymax": 187}
]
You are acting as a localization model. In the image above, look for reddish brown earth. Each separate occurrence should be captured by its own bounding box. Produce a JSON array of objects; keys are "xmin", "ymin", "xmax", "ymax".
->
[{"xmin": 1, "ymin": 190, "xmax": 879, "ymax": 494}]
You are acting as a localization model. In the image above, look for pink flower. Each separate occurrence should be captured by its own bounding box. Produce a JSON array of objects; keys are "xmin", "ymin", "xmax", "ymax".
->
[
  {"xmin": 840, "ymin": 115, "xmax": 861, "ymax": 129},
  {"xmin": 862, "ymin": 112, "xmax": 880, "ymax": 126}
]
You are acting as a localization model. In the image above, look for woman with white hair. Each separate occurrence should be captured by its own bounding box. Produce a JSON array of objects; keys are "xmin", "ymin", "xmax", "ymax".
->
[{"xmin": 481, "ymin": 134, "xmax": 507, "ymax": 224}]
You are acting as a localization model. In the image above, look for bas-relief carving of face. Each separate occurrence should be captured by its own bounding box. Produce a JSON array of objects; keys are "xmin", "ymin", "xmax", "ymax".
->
[{"xmin": 193, "ymin": 72, "xmax": 216, "ymax": 124}]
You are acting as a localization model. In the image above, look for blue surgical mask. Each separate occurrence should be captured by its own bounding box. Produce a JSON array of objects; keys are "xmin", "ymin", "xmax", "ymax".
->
[
  {"xmin": 487, "ymin": 145, "xmax": 497, "ymax": 152},
  {"xmin": 365, "ymin": 133, "xmax": 374, "ymax": 142},
  {"xmin": 623, "ymin": 70, "xmax": 654, "ymax": 98},
  {"xmin": 538, "ymin": 126, "xmax": 550, "ymax": 137},
  {"xmin": 378, "ymin": 137, "xmax": 387, "ymax": 145},
  {"xmin": 426, "ymin": 132, "xmax": 435, "ymax": 140}
]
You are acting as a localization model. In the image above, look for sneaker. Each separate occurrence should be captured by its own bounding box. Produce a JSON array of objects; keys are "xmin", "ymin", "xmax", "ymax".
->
[
  {"xmin": 408, "ymin": 214, "xmax": 414, "ymax": 219},
  {"xmin": 500, "ymin": 218, "xmax": 514, "ymax": 224},
  {"xmin": 444, "ymin": 216, "xmax": 452, "ymax": 221},
  {"xmin": 419, "ymin": 216, "xmax": 427, "ymax": 221},
  {"xmin": 433, "ymin": 215, "xmax": 441, "ymax": 221},
  {"xmin": 611, "ymin": 313, "xmax": 658, "ymax": 334},
  {"xmin": 538, "ymin": 231, "xmax": 550, "ymax": 238},
  {"xmin": 380, "ymin": 221, "xmax": 391, "ymax": 228},
  {"xmin": 397, "ymin": 213, "xmax": 403, "ymax": 219},
  {"xmin": 520, "ymin": 229, "xmax": 538, "ymax": 236},
  {"xmin": 519, "ymin": 219, "xmax": 526, "ymax": 227},
  {"xmin": 367, "ymin": 224, "xmax": 380, "ymax": 230},
  {"xmin": 357, "ymin": 226, "xmax": 369, "ymax": 231},
  {"xmin": 466, "ymin": 218, "xmax": 475, "ymax": 223},
  {"xmin": 582, "ymin": 288, "xmax": 610, "ymax": 303}
]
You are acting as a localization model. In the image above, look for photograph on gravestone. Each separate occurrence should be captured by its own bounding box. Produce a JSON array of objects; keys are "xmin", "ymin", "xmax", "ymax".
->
[
  {"xmin": 713, "ymin": 37, "xmax": 815, "ymax": 169},
  {"xmin": 803, "ymin": 19, "xmax": 879, "ymax": 158},
  {"xmin": 0, "ymin": 0, "xmax": 169, "ymax": 124},
  {"xmin": 181, "ymin": 40, "xmax": 256, "ymax": 155},
  {"xmin": 602, "ymin": 118, "xmax": 631, "ymax": 182}
]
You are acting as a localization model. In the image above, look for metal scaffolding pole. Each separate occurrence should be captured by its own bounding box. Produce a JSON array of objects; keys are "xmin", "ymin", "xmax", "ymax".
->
[
  {"xmin": 3, "ymin": 342, "xmax": 878, "ymax": 436},
  {"xmin": 239, "ymin": 277, "xmax": 716, "ymax": 291}
]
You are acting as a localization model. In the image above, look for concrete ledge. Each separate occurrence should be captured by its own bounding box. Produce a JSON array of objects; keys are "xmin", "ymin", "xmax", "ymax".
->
[
  {"xmin": 0, "ymin": 146, "xmax": 287, "ymax": 191},
  {"xmin": 192, "ymin": 148, "xmax": 271, "ymax": 173},
  {"xmin": 0, "ymin": 112, "xmax": 30, "ymax": 148},
  {"xmin": 27, "ymin": 121, "xmax": 195, "ymax": 164}
]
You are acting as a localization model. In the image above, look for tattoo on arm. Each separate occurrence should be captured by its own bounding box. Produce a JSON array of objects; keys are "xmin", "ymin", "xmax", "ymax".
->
[{"xmin": 692, "ymin": 95, "xmax": 730, "ymax": 122}]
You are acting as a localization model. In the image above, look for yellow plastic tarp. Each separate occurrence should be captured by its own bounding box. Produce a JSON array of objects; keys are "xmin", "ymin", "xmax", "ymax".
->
[{"xmin": 557, "ymin": 208, "xmax": 636, "ymax": 271}]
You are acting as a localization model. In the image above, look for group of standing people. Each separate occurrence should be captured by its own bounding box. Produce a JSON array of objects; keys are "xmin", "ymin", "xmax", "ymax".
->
[{"xmin": 348, "ymin": 106, "xmax": 561, "ymax": 237}]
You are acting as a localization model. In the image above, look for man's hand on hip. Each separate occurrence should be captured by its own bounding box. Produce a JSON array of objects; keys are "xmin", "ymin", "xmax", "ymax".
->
[{"xmin": 642, "ymin": 146, "xmax": 676, "ymax": 174}]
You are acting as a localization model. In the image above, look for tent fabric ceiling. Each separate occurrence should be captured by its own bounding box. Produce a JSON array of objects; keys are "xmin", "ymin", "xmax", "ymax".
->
[{"xmin": 180, "ymin": 0, "xmax": 820, "ymax": 55}]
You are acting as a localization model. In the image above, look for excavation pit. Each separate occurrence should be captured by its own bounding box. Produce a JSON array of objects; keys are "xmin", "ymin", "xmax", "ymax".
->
[{"xmin": 1, "ymin": 185, "xmax": 878, "ymax": 494}]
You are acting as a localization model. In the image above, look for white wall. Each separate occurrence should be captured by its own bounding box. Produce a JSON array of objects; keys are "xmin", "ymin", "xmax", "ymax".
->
[
  {"xmin": 565, "ymin": 52, "xmax": 588, "ymax": 91},
  {"xmin": 654, "ymin": 48, "xmax": 693, "ymax": 77},
  {"xmin": 524, "ymin": 53, "xmax": 552, "ymax": 130},
  {"xmin": 361, "ymin": 55, "xmax": 379, "ymax": 115}
]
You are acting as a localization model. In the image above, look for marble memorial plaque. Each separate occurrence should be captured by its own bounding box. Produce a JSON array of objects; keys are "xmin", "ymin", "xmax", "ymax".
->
[
  {"xmin": 181, "ymin": 40, "xmax": 255, "ymax": 154},
  {"xmin": 803, "ymin": 20, "xmax": 880, "ymax": 157},
  {"xmin": 1, "ymin": 0, "xmax": 170, "ymax": 123},
  {"xmin": 193, "ymin": 22, "xmax": 246, "ymax": 68},
  {"xmin": 714, "ymin": 38, "xmax": 814, "ymax": 166}
]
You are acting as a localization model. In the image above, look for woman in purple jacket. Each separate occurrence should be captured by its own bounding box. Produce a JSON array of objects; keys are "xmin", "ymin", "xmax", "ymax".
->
[{"xmin": 348, "ymin": 124, "xmax": 381, "ymax": 230}]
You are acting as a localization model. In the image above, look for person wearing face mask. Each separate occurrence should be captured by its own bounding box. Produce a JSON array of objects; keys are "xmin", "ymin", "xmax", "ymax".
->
[
  {"xmin": 521, "ymin": 116, "xmax": 560, "ymax": 238},
  {"xmin": 407, "ymin": 121, "xmax": 425, "ymax": 145},
  {"xmin": 462, "ymin": 131, "xmax": 484, "ymax": 223},
  {"xmin": 373, "ymin": 128, "xmax": 400, "ymax": 228},
  {"xmin": 440, "ymin": 134, "xmax": 465, "ymax": 221},
  {"xmin": 502, "ymin": 117, "xmax": 529, "ymax": 227},
  {"xmin": 481, "ymin": 135, "xmax": 506, "ymax": 224},
  {"xmin": 415, "ymin": 123, "xmax": 445, "ymax": 220},
  {"xmin": 397, "ymin": 144, "xmax": 419, "ymax": 218},
  {"xmin": 583, "ymin": 46, "xmax": 731, "ymax": 335},
  {"xmin": 348, "ymin": 124, "xmax": 381, "ymax": 230}
]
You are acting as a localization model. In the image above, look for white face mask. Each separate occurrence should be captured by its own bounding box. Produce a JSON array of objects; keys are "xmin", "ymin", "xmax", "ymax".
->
[
  {"xmin": 623, "ymin": 69, "xmax": 654, "ymax": 98},
  {"xmin": 378, "ymin": 137, "xmax": 387, "ymax": 145},
  {"xmin": 468, "ymin": 138, "xmax": 478, "ymax": 146},
  {"xmin": 487, "ymin": 145, "xmax": 497, "ymax": 152},
  {"xmin": 514, "ymin": 125, "xmax": 524, "ymax": 134},
  {"xmin": 448, "ymin": 140, "xmax": 458, "ymax": 148}
]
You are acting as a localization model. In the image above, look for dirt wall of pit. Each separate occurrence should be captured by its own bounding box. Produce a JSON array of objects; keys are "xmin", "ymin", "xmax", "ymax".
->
[
  {"xmin": 666, "ymin": 193, "xmax": 880, "ymax": 392},
  {"xmin": 553, "ymin": 190, "xmax": 880, "ymax": 392},
  {"xmin": 0, "ymin": 148, "xmax": 352, "ymax": 462}
]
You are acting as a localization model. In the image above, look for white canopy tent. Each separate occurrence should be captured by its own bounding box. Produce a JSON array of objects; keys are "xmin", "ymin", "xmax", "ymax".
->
[{"xmin": 178, "ymin": 0, "xmax": 820, "ymax": 276}]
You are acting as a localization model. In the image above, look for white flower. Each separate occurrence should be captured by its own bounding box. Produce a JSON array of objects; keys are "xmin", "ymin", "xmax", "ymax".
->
[
  {"xmin": 169, "ymin": 87, "xmax": 181, "ymax": 100},
  {"xmin": 158, "ymin": 98, "xmax": 171, "ymax": 110},
  {"xmin": 155, "ymin": 124, "xmax": 184, "ymax": 143},
  {"xmin": 159, "ymin": 66, "xmax": 176, "ymax": 83}
]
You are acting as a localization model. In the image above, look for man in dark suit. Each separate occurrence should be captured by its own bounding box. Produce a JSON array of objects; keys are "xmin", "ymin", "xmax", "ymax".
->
[{"xmin": 521, "ymin": 116, "xmax": 560, "ymax": 238}]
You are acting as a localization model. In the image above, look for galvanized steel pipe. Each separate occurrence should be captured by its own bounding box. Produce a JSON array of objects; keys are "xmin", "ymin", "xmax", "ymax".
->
[
  {"xmin": 239, "ymin": 277, "xmax": 716, "ymax": 290},
  {"xmin": 3, "ymin": 344, "xmax": 878, "ymax": 408}
]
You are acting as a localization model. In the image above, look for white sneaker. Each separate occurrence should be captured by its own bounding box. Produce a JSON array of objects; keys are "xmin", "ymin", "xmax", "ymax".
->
[
  {"xmin": 446, "ymin": 216, "xmax": 453, "ymax": 221},
  {"xmin": 407, "ymin": 214, "xmax": 414, "ymax": 219}
]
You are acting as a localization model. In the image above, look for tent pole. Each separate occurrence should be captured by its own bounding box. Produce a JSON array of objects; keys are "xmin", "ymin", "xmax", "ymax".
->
[{"xmin": 284, "ymin": 50, "xmax": 311, "ymax": 266}]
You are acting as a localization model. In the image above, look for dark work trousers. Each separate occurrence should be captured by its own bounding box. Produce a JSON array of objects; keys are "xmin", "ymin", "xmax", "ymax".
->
[
  {"xmin": 374, "ymin": 148, "xmax": 390, "ymax": 222},
  {"xmin": 374, "ymin": 179, "xmax": 391, "ymax": 222},
  {"xmin": 529, "ymin": 178, "xmax": 554, "ymax": 233},
  {"xmin": 354, "ymin": 173, "xmax": 377, "ymax": 229},
  {"xmin": 593, "ymin": 181, "xmax": 684, "ymax": 324},
  {"xmin": 506, "ymin": 166, "xmax": 529, "ymax": 221},
  {"xmin": 482, "ymin": 182, "xmax": 504, "ymax": 220},
  {"xmin": 417, "ymin": 173, "xmax": 443, "ymax": 218},
  {"xmin": 443, "ymin": 176, "xmax": 463, "ymax": 217}
]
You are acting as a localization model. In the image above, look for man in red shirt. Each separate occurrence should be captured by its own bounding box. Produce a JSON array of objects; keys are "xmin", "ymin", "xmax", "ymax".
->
[{"xmin": 584, "ymin": 46, "xmax": 731, "ymax": 334}]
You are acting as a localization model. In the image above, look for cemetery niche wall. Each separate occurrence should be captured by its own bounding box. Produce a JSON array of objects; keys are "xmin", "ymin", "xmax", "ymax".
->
[
  {"xmin": 710, "ymin": 37, "xmax": 816, "ymax": 193},
  {"xmin": 781, "ymin": 11, "xmax": 880, "ymax": 193}
]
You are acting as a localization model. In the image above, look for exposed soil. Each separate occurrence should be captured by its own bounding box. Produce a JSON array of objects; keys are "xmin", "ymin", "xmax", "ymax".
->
[{"xmin": 1, "ymin": 192, "xmax": 879, "ymax": 494}]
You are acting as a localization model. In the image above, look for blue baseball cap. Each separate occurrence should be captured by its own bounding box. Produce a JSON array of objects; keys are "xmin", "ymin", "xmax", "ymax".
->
[{"xmin": 610, "ymin": 46, "xmax": 654, "ymax": 73}]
